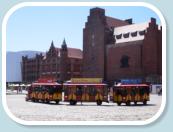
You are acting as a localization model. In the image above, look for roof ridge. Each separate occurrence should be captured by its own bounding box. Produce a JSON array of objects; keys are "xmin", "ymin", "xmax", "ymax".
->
[
  {"xmin": 106, "ymin": 16, "xmax": 130, "ymax": 27},
  {"xmin": 106, "ymin": 16, "xmax": 127, "ymax": 22}
]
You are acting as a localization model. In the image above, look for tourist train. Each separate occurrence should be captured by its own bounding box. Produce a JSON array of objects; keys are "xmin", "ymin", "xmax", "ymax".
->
[{"xmin": 25, "ymin": 78, "xmax": 150, "ymax": 106}]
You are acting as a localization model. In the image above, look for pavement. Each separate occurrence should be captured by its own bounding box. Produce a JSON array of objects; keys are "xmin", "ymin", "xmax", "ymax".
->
[{"xmin": 6, "ymin": 94, "xmax": 162, "ymax": 121}]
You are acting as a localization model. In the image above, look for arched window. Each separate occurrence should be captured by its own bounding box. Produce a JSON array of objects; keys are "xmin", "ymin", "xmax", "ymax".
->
[{"xmin": 120, "ymin": 55, "xmax": 130, "ymax": 68}]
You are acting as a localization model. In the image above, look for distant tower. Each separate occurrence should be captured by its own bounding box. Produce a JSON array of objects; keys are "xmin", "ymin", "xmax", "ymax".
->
[
  {"xmin": 60, "ymin": 39, "xmax": 68, "ymax": 82},
  {"xmin": 48, "ymin": 40, "xmax": 57, "ymax": 56},
  {"xmin": 51, "ymin": 40, "xmax": 54, "ymax": 47},
  {"xmin": 83, "ymin": 8, "xmax": 107, "ymax": 79}
]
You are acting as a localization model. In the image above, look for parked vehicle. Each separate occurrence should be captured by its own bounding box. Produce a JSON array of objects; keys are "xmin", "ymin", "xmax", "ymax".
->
[
  {"xmin": 113, "ymin": 84, "xmax": 150, "ymax": 106},
  {"xmin": 26, "ymin": 78, "xmax": 151, "ymax": 106},
  {"xmin": 26, "ymin": 81, "xmax": 62, "ymax": 104},
  {"xmin": 63, "ymin": 78, "xmax": 108, "ymax": 105}
]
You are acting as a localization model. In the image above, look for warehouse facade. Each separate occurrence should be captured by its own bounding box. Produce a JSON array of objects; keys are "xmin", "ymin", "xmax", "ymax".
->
[{"xmin": 82, "ymin": 7, "xmax": 162, "ymax": 84}]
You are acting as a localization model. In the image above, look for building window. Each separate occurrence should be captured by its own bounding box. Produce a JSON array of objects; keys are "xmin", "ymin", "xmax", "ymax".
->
[
  {"xmin": 116, "ymin": 34, "xmax": 122, "ymax": 39},
  {"xmin": 120, "ymin": 55, "xmax": 130, "ymax": 68},
  {"xmin": 91, "ymin": 33, "xmax": 95, "ymax": 47},
  {"xmin": 139, "ymin": 30, "xmax": 146, "ymax": 36},
  {"xmin": 131, "ymin": 31, "xmax": 137, "ymax": 37},
  {"xmin": 123, "ymin": 32, "xmax": 130, "ymax": 38}
]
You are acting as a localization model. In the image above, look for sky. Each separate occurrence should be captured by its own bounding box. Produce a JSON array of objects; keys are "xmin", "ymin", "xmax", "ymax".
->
[{"xmin": 6, "ymin": 6, "xmax": 161, "ymax": 52}]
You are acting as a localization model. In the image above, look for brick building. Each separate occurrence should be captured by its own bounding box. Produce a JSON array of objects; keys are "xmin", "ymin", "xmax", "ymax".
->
[
  {"xmin": 83, "ymin": 7, "xmax": 162, "ymax": 84},
  {"xmin": 22, "ymin": 7, "xmax": 162, "ymax": 84},
  {"xmin": 21, "ymin": 39, "xmax": 82, "ymax": 82}
]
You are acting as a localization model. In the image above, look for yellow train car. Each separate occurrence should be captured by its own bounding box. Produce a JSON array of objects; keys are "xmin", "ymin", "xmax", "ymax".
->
[
  {"xmin": 63, "ymin": 78, "xmax": 108, "ymax": 105},
  {"xmin": 26, "ymin": 82, "xmax": 62, "ymax": 104},
  {"xmin": 113, "ymin": 84, "xmax": 150, "ymax": 106}
]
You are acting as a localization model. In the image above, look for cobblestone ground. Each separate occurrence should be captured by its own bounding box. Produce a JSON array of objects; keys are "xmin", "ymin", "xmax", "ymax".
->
[{"xmin": 6, "ymin": 94, "xmax": 162, "ymax": 121}]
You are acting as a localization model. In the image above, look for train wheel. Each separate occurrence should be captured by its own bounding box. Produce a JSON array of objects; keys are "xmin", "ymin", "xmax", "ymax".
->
[
  {"xmin": 134, "ymin": 101, "xmax": 137, "ymax": 105},
  {"xmin": 143, "ymin": 100, "xmax": 147, "ymax": 105},
  {"xmin": 97, "ymin": 100, "xmax": 102, "ymax": 105},
  {"xmin": 117, "ymin": 102, "xmax": 121, "ymax": 106},
  {"xmin": 25, "ymin": 98, "xmax": 29, "ymax": 101},
  {"xmin": 35, "ymin": 99, "xmax": 39, "ymax": 102},
  {"xmin": 45, "ymin": 99, "xmax": 49, "ymax": 104},
  {"xmin": 32, "ymin": 98, "xmax": 35, "ymax": 102},
  {"xmin": 126, "ymin": 101, "xmax": 131, "ymax": 106},
  {"xmin": 55, "ymin": 100, "xmax": 59, "ymax": 104},
  {"xmin": 74, "ymin": 101, "xmax": 77, "ymax": 105},
  {"xmin": 70, "ymin": 100, "xmax": 74, "ymax": 105}
]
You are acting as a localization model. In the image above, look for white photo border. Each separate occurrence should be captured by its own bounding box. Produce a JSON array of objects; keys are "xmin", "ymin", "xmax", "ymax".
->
[{"xmin": 2, "ymin": 2, "xmax": 166, "ymax": 126}]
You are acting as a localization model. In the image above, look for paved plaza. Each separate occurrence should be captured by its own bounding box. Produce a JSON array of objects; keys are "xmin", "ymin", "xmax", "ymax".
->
[{"xmin": 6, "ymin": 94, "xmax": 161, "ymax": 121}]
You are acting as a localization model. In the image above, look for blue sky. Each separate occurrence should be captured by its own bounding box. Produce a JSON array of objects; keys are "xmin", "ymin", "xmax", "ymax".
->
[{"xmin": 6, "ymin": 6, "xmax": 161, "ymax": 52}]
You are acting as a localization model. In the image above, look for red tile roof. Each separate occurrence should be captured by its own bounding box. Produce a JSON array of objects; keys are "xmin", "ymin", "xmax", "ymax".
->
[
  {"xmin": 67, "ymin": 48, "xmax": 83, "ymax": 59},
  {"xmin": 55, "ymin": 47, "xmax": 82, "ymax": 59}
]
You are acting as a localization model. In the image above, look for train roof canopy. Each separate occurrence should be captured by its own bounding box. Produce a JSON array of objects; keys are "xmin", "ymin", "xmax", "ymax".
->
[
  {"xmin": 32, "ymin": 82, "xmax": 61, "ymax": 86},
  {"xmin": 63, "ymin": 83, "xmax": 107, "ymax": 86},
  {"xmin": 114, "ymin": 84, "xmax": 149, "ymax": 87}
]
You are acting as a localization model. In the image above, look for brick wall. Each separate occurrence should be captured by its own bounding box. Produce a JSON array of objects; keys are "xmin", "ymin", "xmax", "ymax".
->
[
  {"xmin": 142, "ymin": 18, "xmax": 162, "ymax": 76},
  {"xmin": 83, "ymin": 8, "xmax": 106, "ymax": 78},
  {"xmin": 106, "ymin": 42, "xmax": 143, "ymax": 82}
]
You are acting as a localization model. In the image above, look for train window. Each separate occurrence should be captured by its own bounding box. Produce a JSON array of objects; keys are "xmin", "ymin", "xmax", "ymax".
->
[
  {"xmin": 38, "ymin": 87, "xmax": 42, "ymax": 92},
  {"xmin": 103, "ymin": 86, "xmax": 107, "ymax": 95},
  {"xmin": 139, "ymin": 87, "xmax": 145, "ymax": 95},
  {"xmin": 45, "ymin": 86, "xmax": 49, "ymax": 92},
  {"xmin": 116, "ymin": 89, "xmax": 121, "ymax": 95},
  {"xmin": 48, "ymin": 86, "xmax": 55, "ymax": 94},
  {"xmin": 34, "ymin": 87, "xmax": 39, "ymax": 92},
  {"xmin": 126, "ymin": 87, "xmax": 130, "ymax": 94},
  {"xmin": 41, "ymin": 86, "xmax": 46, "ymax": 92},
  {"xmin": 76, "ymin": 86, "xmax": 83, "ymax": 95},
  {"xmin": 64, "ymin": 87, "xmax": 69, "ymax": 95},
  {"xmin": 57, "ymin": 86, "xmax": 62, "ymax": 92},
  {"xmin": 89, "ymin": 87, "xmax": 96, "ymax": 96},
  {"xmin": 146, "ymin": 87, "xmax": 150, "ymax": 94},
  {"xmin": 85, "ymin": 86, "xmax": 89, "ymax": 93},
  {"xmin": 131, "ymin": 88, "xmax": 136, "ymax": 96},
  {"xmin": 143, "ymin": 86, "xmax": 149, "ymax": 94},
  {"xmin": 70, "ymin": 87, "xmax": 76, "ymax": 93},
  {"xmin": 121, "ymin": 89, "xmax": 127, "ymax": 96},
  {"xmin": 96, "ymin": 87, "xmax": 103, "ymax": 94}
]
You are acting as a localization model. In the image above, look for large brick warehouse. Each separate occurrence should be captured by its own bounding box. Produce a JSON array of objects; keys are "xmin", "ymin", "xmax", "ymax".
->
[
  {"xmin": 82, "ymin": 7, "xmax": 162, "ymax": 84},
  {"xmin": 21, "ymin": 7, "xmax": 162, "ymax": 84}
]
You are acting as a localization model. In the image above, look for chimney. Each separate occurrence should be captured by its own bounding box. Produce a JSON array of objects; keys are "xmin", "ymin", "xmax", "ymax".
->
[
  {"xmin": 90, "ymin": 7, "xmax": 105, "ymax": 17},
  {"xmin": 125, "ymin": 18, "xmax": 133, "ymax": 24},
  {"xmin": 150, "ymin": 17, "xmax": 156, "ymax": 24}
]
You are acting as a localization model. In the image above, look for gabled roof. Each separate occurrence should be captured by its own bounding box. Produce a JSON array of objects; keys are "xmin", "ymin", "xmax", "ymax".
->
[
  {"xmin": 42, "ymin": 47, "xmax": 82, "ymax": 60},
  {"xmin": 106, "ymin": 16, "xmax": 130, "ymax": 27},
  {"xmin": 53, "ymin": 47, "xmax": 82, "ymax": 59},
  {"xmin": 67, "ymin": 48, "xmax": 83, "ymax": 59}
]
